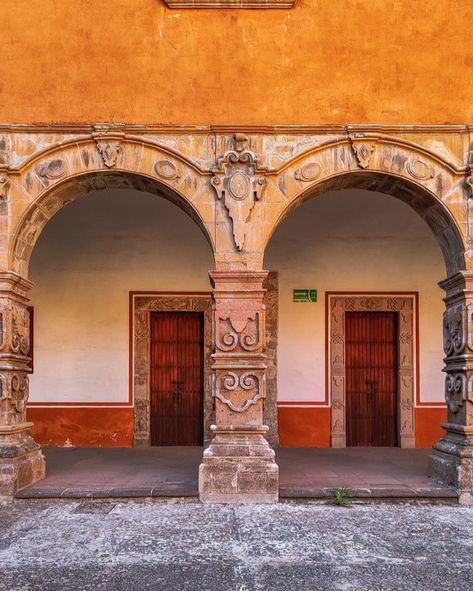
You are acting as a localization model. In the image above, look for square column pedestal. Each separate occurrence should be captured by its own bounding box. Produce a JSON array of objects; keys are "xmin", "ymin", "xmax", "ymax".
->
[
  {"xmin": 199, "ymin": 271, "xmax": 279, "ymax": 503},
  {"xmin": 0, "ymin": 424, "xmax": 45, "ymax": 500},
  {"xmin": 428, "ymin": 273, "xmax": 473, "ymax": 506},
  {"xmin": 0, "ymin": 273, "xmax": 46, "ymax": 500}
]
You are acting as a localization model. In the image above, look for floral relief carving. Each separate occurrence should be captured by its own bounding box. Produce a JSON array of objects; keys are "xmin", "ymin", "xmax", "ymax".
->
[
  {"xmin": 210, "ymin": 134, "xmax": 267, "ymax": 251},
  {"xmin": 215, "ymin": 372, "xmax": 263, "ymax": 413}
]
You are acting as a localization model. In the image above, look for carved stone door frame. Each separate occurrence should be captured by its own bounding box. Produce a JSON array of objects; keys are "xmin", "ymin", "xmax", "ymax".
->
[
  {"xmin": 131, "ymin": 292, "xmax": 213, "ymax": 447},
  {"xmin": 327, "ymin": 293, "xmax": 417, "ymax": 448}
]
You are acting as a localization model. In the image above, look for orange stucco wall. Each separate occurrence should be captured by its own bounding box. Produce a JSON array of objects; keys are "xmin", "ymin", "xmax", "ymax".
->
[
  {"xmin": 27, "ymin": 406, "xmax": 445, "ymax": 448},
  {"xmin": 1, "ymin": 1, "xmax": 473, "ymax": 125},
  {"xmin": 28, "ymin": 407, "xmax": 134, "ymax": 447}
]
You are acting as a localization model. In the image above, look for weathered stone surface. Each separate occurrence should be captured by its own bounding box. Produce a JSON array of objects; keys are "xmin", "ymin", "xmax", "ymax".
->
[{"xmin": 1, "ymin": 502, "xmax": 473, "ymax": 590}]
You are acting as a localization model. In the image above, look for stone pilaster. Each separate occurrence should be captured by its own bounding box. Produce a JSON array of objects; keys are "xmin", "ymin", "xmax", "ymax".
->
[
  {"xmin": 428, "ymin": 272, "xmax": 473, "ymax": 505},
  {"xmin": 0, "ymin": 272, "xmax": 45, "ymax": 499},
  {"xmin": 199, "ymin": 270, "xmax": 279, "ymax": 503}
]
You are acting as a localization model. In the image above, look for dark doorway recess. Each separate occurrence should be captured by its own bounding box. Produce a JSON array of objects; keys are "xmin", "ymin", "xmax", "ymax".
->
[
  {"xmin": 345, "ymin": 312, "xmax": 398, "ymax": 447},
  {"xmin": 150, "ymin": 311, "xmax": 204, "ymax": 446}
]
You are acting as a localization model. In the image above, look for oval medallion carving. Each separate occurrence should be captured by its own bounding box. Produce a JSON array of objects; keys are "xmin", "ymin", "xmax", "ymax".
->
[
  {"xmin": 38, "ymin": 159, "xmax": 66, "ymax": 180},
  {"xmin": 406, "ymin": 159, "xmax": 434, "ymax": 181},
  {"xmin": 154, "ymin": 160, "xmax": 180, "ymax": 180},
  {"xmin": 228, "ymin": 171, "xmax": 250, "ymax": 200},
  {"xmin": 295, "ymin": 162, "xmax": 321, "ymax": 182}
]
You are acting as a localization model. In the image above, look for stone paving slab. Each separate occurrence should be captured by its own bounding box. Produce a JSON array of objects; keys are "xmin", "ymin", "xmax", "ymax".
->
[
  {"xmin": 16, "ymin": 447, "xmax": 456, "ymax": 502},
  {"xmin": 1, "ymin": 501, "xmax": 472, "ymax": 590}
]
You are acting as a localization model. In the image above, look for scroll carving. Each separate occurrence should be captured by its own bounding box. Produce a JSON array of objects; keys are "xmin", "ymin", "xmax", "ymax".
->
[
  {"xmin": 445, "ymin": 373, "xmax": 469, "ymax": 413},
  {"xmin": 216, "ymin": 311, "xmax": 263, "ymax": 353},
  {"xmin": 215, "ymin": 371, "xmax": 263, "ymax": 413},
  {"xmin": 210, "ymin": 134, "xmax": 267, "ymax": 251},
  {"xmin": 0, "ymin": 373, "xmax": 29, "ymax": 414},
  {"xmin": 443, "ymin": 305, "xmax": 467, "ymax": 356}
]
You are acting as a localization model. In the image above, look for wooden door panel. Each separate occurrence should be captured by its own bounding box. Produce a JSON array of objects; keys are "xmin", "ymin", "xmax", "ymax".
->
[
  {"xmin": 150, "ymin": 312, "xmax": 203, "ymax": 446},
  {"xmin": 346, "ymin": 312, "xmax": 398, "ymax": 447}
]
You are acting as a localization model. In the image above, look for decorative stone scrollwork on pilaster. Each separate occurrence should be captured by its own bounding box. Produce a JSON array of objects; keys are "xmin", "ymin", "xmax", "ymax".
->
[
  {"xmin": 430, "ymin": 272, "xmax": 473, "ymax": 504},
  {"xmin": 199, "ymin": 270, "xmax": 278, "ymax": 503},
  {"xmin": 443, "ymin": 304, "xmax": 468, "ymax": 357},
  {"xmin": 0, "ymin": 272, "xmax": 45, "ymax": 497},
  {"xmin": 215, "ymin": 371, "xmax": 264, "ymax": 413},
  {"xmin": 210, "ymin": 134, "xmax": 267, "ymax": 251},
  {"xmin": 445, "ymin": 374, "xmax": 469, "ymax": 413},
  {"xmin": 215, "ymin": 310, "xmax": 263, "ymax": 353}
]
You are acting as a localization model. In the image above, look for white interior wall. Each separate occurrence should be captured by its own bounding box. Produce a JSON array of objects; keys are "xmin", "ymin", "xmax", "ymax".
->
[
  {"xmin": 29, "ymin": 187, "xmax": 446, "ymax": 406},
  {"xmin": 29, "ymin": 189, "xmax": 214, "ymax": 403},
  {"xmin": 265, "ymin": 189, "xmax": 445, "ymax": 404}
]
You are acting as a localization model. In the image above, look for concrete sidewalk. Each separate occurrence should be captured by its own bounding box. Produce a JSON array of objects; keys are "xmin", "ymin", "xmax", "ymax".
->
[{"xmin": 15, "ymin": 447, "xmax": 456, "ymax": 502}]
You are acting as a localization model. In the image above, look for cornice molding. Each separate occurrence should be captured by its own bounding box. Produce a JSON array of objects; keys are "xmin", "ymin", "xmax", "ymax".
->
[
  {"xmin": 162, "ymin": 0, "xmax": 296, "ymax": 7},
  {"xmin": 0, "ymin": 123, "xmax": 471, "ymax": 135}
]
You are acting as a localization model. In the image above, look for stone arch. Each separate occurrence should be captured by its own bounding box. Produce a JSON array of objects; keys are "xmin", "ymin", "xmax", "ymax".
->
[
  {"xmin": 261, "ymin": 136, "xmax": 468, "ymax": 276},
  {"xmin": 7, "ymin": 137, "xmax": 215, "ymax": 278}
]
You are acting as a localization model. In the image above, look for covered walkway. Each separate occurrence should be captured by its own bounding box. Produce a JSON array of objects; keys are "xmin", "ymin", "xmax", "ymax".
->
[{"xmin": 16, "ymin": 448, "xmax": 457, "ymax": 502}]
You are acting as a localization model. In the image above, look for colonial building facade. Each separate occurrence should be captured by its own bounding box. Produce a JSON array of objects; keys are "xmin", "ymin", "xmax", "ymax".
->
[
  {"xmin": 1, "ymin": 0, "xmax": 473, "ymax": 504},
  {"xmin": 0, "ymin": 124, "xmax": 472, "ymax": 503}
]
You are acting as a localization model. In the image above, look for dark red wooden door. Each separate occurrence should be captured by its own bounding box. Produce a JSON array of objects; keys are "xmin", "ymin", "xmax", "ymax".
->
[
  {"xmin": 150, "ymin": 312, "xmax": 204, "ymax": 446},
  {"xmin": 345, "ymin": 312, "xmax": 398, "ymax": 447}
]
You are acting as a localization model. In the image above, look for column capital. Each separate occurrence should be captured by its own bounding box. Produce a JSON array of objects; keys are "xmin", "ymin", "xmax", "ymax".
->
[{"xmin": 0, "ymin": 271, "xmax": 34, "ymax": 301}]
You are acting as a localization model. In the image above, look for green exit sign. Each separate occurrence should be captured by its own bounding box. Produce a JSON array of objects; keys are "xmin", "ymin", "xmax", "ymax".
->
[{"xmin": 293, "ymin": 289, "xmax": 317, "ymax": 303}]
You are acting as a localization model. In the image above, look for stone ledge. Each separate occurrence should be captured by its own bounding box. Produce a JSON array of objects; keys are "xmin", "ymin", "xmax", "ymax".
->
[{"xmin": 163, "ymin": 0, "xmax": 296, "ymax": 8}]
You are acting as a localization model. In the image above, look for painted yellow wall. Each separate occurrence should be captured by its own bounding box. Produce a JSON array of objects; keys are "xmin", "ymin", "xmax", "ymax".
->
[
  {"xmin": 265, "ymin": 189, "xmax": 445, "ymax": 405},
  {"xmin": 28, "ymin": 189, "xmax": 213, "ymax": 403},
  {"xmin": 1, "ymin": 1, "xmax": 472, "ymax": 124}
]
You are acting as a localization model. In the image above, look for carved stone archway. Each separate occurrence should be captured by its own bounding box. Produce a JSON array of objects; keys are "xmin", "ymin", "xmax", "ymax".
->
[{"xmin": 328, "ymin": 294, "xmax": 416, "ymax": 449}]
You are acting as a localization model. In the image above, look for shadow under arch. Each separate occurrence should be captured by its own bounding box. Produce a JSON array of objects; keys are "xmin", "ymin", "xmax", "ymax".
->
[
  {"xmin": 10, "ymin": 170, "xmax": 216, "ymax": 279},
  {"xmin": 265, "ymin": 171, "xmax": 466, "ymax": 277}
]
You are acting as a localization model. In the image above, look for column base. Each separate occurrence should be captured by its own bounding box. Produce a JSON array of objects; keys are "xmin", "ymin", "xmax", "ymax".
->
[
  {"xmin": 428, "ymin": 423, "xmax": 473, "ymax": 506},
  {"xmin": 0, "ymin": 423, "xmax": 46, "ymax": 500},
  {"xmin": 199, "ymin": 426, "xmax": 279, "ymax": 504}
]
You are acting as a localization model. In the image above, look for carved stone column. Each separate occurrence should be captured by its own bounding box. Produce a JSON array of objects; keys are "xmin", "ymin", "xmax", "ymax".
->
[
  {"xmin": 428, "ymin": 272, "xmax": 473, "ymax": 505},
  {"xmin": 0, "ymin": 272, "xmax": 45, "ymax": 499},
  {"xmin": 199, "ymin": 270, "xmax": 279, "ymax": 503}
]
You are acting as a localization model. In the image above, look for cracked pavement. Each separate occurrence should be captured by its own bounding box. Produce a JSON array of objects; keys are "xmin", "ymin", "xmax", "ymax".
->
[{"xmin": 0, "ymin": 500, "xmax": 472, "ymax": 590}]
